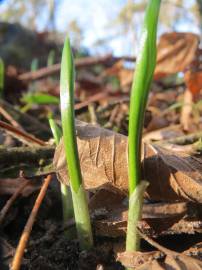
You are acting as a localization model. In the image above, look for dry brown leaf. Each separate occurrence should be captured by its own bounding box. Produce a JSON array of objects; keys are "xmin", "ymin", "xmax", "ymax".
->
[
  {"xmin": 144, "ymin": 144, "xmax": 202, "ymax": 202},
  {"xmin": 145, "ymin": 115, "xmax": 169, "ymax": 132},
  {"xmin": 143, "ymin": 125, "xmax": 183, "ymax": 142},
  {"xmin": 90, "ymin": 188, "xmax": 188, "ymax": 235},
  {"xmin": 117, "ymin": 231, "xmax": 202, "ymax": 270},
  {"xmin": 184, "ymin": 70, "xmax": 202, "ymax": 97},
  {"xmin": 103, "ymin": 60, "xmax": 133, "ymax": 89},
  {"xmin": 54, "ymin": 120, "xmax": 128, "ymax": 192},
  {"xmin": 117, "ymin": 250, "xmax": 164, "ymax": 269},
  {"xmin": 155, "ymin": 32, "xmax": 200, "ymax": 78},
  {"xmin": 54, "ymin": 121, "xmax": 202, "ymax": 203},
  {"xmin": 94, "ymin": 214, "xmax": 202, "ymax": 238},
  {"xmin": 183, "ymin": 242, "xmax": 202, "ymax": 260},
  {"xmin": 118, "ymin": 250, "xmax": 202, "ymax": 270},
  {"xmin": 184, "ymin": 48, "xmax": 202, "ymax": 97},
  {"xmin": 104, "ymin": 32, "xmax": 200, "ymax": 87}
]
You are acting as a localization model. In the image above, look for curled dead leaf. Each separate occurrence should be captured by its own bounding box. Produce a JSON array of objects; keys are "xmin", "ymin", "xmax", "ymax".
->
[
  {"xmin": 54, "ymin": 120, "xmax": 128, "ymax": 191},
  {"xmin": 117, "ymin": 231, "xmax": 202, "ymax": 270},
  {"xmin": 90, "ymin": 188, "xmax": 188, "ymax": 235},
  {"xmin": 54, "ymin": 121, "xmax": 202, "ymax": 203},
  {"xmin": 117, "ymin": 250, "xmax": 164, "ymax": 269},
  {"xmin": 117, "ymin": 250, "xmax": 202, "ymax": 270},
  {"xmin": 155, "ymin": 32, "xmax": 200, "ymax": 78},
  {"xmin": 144, "ymin": 144, "xmax": 202, "ymax": 202},
  {"xmin": 104, "ymin": 32, "xmax": 201, "ymax": 86}
]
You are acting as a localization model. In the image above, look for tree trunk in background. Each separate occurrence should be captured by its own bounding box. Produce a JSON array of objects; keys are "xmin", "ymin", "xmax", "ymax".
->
[{"xmin": 196, "ymin": 0, "xmax": 202, "ymax": 32}]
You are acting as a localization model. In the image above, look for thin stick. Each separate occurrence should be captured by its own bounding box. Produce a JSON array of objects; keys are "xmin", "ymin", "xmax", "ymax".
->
[
  {"xmin": 75, "ymin": 92, "xmax": 108, "ymax": 110},
  {"xmin": 137, "ymin": 229, "xmax": 179, "ymax": 256},
  {"xmin": 18, "ymin": 54, "xmax": 113, "ymax": 81},
  {"xmin": 18, "ymin": 55, "xmax": 136, "ymax": 81},
  {"xmin": 11, "ymin": 175, "xmax": 52, "ymax": 270},
  {"xmin": 161, "ymin": 131, "xmax": 202, "ymax": 145},
  {"xmin": 0, "ymin": 120, "xmax": 45, "ymax": 146},
  {"xmin": 0, "ymin": 106, "xmax": 25, "ymax": 131},
  {"xmin": 0, "ymin": 180, "xmax": 29, "ymax": 225}
]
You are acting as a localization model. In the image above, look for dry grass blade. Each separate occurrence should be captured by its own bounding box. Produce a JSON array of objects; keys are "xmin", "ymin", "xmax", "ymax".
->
[
  {"xmin": 0, "ymin": 179, "xmax": 29, "ymax": 225},
  {"xmin": 11, "ymin": 175, "xmax": 52, "ymax": 270},
  {"xmin": 0, "ymin": 120, "xmax": 46, "ymax": 146}
]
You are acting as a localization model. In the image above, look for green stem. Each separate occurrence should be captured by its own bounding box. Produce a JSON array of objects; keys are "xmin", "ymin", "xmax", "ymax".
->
[
  {"xmin": 127, "ymin": 0, "xmax": 161, "ymax": 252},
  {"xmin": 49, "ymin": 118, "xmax": 62, "ymax": 145},
  {"xmin": 126, "ymin": 181, "xmax": 148, "ymax": 251},
  {"xmin": 60, "ymin": 36, "xmax": 93, "ymax": 250},
  {"xmin": 49, "ymin": 117, "xmax": 73, "ymax": 222},
  {"xmin": 60, "ymin": 182, "xmax": 73, "ymax": 221}
]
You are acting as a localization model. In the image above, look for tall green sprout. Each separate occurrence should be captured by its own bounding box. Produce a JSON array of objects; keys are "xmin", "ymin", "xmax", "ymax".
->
[
  {"xmin": 126, "ymin": 0, "xmax": 161, "ymax": 252},
  {"xmin": 60, "ymin": 37, "xmax": 93, "ymax": 250},
  {"xmin": 49, "ymin": 118, "xmax": 73, "ymax": 223}
]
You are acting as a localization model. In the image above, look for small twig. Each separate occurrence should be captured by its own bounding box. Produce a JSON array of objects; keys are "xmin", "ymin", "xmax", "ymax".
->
[
  {"xmin": 18, "ymin": 55, "xmax": 136, "ymax": 82},
  {"xmin": 105, "ymin": 104, "xmax": 120, "ymax": 128},
  {"xmin": 137, "ymin": 229, "xmax": 180, "ymax": 257},
  {"xmin": 0, "ymin": 120, "xmax": 46, "ymax": 146},
  {"xmin": 0, "ymin": 179, "xmax": 29, "ymax": 225},
  {"xmin": 11, "ymin": 175, "xmax": 52, "ymax": 270},
  {"xmin": 0, "ymin": 106, "xmax": 25, "ymax": 131},
  {"xmin": 75, "ymin": 92, "xmax": 108, "ymax": 110},
  {"xmin": 159, "ymin": 131, "xmax": 202, "ymax": 145},
  {"xmin": 18, "ymin": 54, "xmax": 113, "ymax": 81},
  {"xmin": 180, "ymin": 88, "xmax": 193, "ymax": 131},
  {"xmin": 88, "ymin": 104, "xmax": 97, "ymax": 125},
  {"xmin": 0, "ymin": 145, "xmax": 54, "ymax": 163},
  {"xmin": 138, "ymin": 228, "xmax": 202, "ymax": 270},
  {"xmin": 0, "ymin": 99, "xmax": 50, "ymax": 135}
]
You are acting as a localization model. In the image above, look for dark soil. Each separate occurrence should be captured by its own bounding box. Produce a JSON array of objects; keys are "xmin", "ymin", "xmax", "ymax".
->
[
  {"xmin": 0, "ymin": 179, "xmax": 124, "ymax": 270},
  {"xmin": 1, "ymin": 179, "xmax": 201, "ymax": 270}
]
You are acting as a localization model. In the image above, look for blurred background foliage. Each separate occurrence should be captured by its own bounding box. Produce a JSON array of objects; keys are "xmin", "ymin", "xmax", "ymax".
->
[{"xmin": 0, "ymin": 0, "xmax": 201, "ymax": 69}]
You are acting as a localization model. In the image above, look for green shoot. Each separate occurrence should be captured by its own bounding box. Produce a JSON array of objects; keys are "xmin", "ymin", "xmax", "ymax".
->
[
  {"xmin": 30, "ymin": 58, "xmax": 39, "ymax": 71},
  {"xmin": 49, "ymin": 117, "xmax": 62, "ymax": 145},
  {"xmin": 49, "ymin": 117, "xmax": 73, "ymax": 222},
  {"xmin": 126, "ymin": 0, "xmax": 161, "ymax": 252},
  {"xmin": 0, "ymin": 58, "xmax": 4, "ymax": 98},
  {"xmin": 60, "ymin": 36, "xmax": 93, "ymax": 250},
  {"xmin": 47, "ymin": 50, "xmax": 55, "ymax": 66},
  {"xmin": 22, "ymin": 92, "xmax": 59, "ymax": 105}
]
